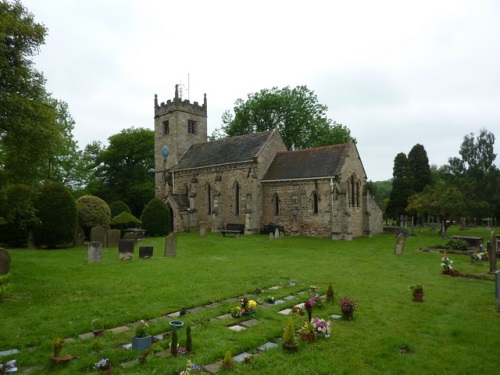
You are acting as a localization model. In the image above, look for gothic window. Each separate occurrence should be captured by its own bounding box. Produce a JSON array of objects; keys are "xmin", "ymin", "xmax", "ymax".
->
[
  {"xmin": 312, "ymin": 192, "xmax": 319, "ymax": 214},
  {"xmin": 273, "ymin": 193, "xmax": 280, "ymax": 216},
  {"xmin": 206, "ymin": 183, "xmax": 212, "ymax": 214},
  {"xmin": 350, "ymin": 176, "xmax": 356, "ymax": 207},
  {"xmin": 356, "ymin": 180, "xmax": 361, "ymax": 207},
  {"xmin": 163, "ymin": 120, "xmax": 169, "ymax": 134},
  {"xmin": 188, "ymin": 120, "xmax": 196, "ymax": 134},
  {"xmin": 234, "ymin": 181, "xmax": 240, "ymax": 215}
]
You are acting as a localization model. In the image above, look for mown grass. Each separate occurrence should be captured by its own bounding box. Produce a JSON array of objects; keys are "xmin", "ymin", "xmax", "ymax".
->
[{"xmin": 1, "ymin": 226, "xmax": 498, "ymax": 374}]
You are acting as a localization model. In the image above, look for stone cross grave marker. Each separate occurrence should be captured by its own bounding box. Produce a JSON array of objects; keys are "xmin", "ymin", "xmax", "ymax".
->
[
  {"xmin": 87, "ymin": 241, "xmax": 102, "ymax": 263},
  {"xmin": 165, "ymin": 234, "xmax": 177, "ymax": 257},
  {"xmin": 91, "ymin": 226, "xmax": 107, "ymax": 247},
  {"xmin": 107, "ymin": 229, "xmax": 121, "ymax": 248},
  {"xmin": 139, "ymin": 246, "xmax": 153, "ymax": 259},
  {"xmin": 0, "ymin": 248, "xmax": 11, "ymax": 275},
  {"xmin": 394, "ymin": 234, "xmax": 405, "ymax": 255},
  {"xmin": 119, "ymin": 239, "xmax": 134, "ymax": 260}
]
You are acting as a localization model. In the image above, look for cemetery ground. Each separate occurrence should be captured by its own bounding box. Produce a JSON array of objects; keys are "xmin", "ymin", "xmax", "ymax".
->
[{"xmin": 1, "ymin": 227, "xmax": 498, "ymax": 374}]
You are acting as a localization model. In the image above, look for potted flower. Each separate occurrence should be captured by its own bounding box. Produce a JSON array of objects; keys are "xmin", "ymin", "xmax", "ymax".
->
[
  {"xmin": 282, "ymin": 317, "xmax": 298, "ymax": 351},
  {"xmin": 299, "ymin": 321, "xmax": 316, "ymax": 342},
  {"xmin": 304, "ymin": 299, "xmax": 315, "ymax": 322},
  {"xmin": 311, "ymin": 293, "xmax": 324, "ymax": 307},
  {"xmin": 132, "ymin": 320, "xmax": 152, "ymax": 351},
  {"xmin": 409, "ymin": 284, "xmax": 424, "ymax": 302},
  {"xmin": 95, "ymin": 358, "xmax": 112, "ymax": 374},
  {"xmin": 338, "ymin": 296, "xmax": 356, "ymax": 320},
  {"xmin": 179, "ymin": 306, "xmax": 187, "ymax": 316},
  {"xmin": 179, "ymin": 360, "xmax": 207, "ymax": 374},
  {"xmin": 267, "ymin": 296, "xmax": 275, "ymax": 304},
  {"xmin": 312, "ymin": 318, "xmax": 331, "ymax": 338},
  {"xmin": 51, "ymin": 337, "xmax": 72, "ymax": 364},
  {"xmin": 230, "ymin": 306, "xmax": 242, "ymax": 318},
  {"xmin": 221, "ymin": 350, "xmax": 235, "ymax": 369},
  {"xmin": 241, "ymin": 299, "xmax": 257, "ymax": 315}
]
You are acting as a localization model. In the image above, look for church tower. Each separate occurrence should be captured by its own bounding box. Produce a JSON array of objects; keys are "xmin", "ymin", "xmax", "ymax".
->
[{"xmin": 154, "ymin": 85, "xmax": 207, "ymax": 198}]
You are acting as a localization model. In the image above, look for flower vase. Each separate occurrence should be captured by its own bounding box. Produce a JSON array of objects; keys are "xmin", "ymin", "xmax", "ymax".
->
[
  {"xmin": 132, "ymin": 335, "xmax": 152, "ymax": 351},
  {"xmin": 342, "ymin": 311, "xmax": 353, "ymax": 321},
  {"xmin": 300, "ymin": 332, "xmax": 316, "ymax": 342},
  {"xmin": 413, "ymin": 292, "xmax": 424, "ymax": 302},
  {"xmin": 307, "ymin": 311, "xmax": 312, "ymax": 322},
  {"xmin": 100, "ymin": 367, "xmax": 113, "ymax": 374}
]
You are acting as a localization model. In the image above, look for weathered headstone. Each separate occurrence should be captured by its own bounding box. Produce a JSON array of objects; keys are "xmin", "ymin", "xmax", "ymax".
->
[
  {"xmin": 119, "ymin": 239, "xmax": 134, "ymax": 260},
  {"xmin": 274, "ymin": 228, "xmax": 280, "ymax": 239},
  {"xmin": 199, "ymin": 224, "xmax": 206, "ymax": 237},
  {"xmin": 107, "ymin": 229, "xmax": 121, "ymax": 248},
  {"xmin": 0, "ymin": 248, "xmax": 11, "ymax": 275},
  {"xmin": 91, "ymin": 226, "xmax": 107, "ymax": 247},
  {"xmin": 394, "ymin": 234, "xmax": 405, "ymax": 255},
  {"xmin": 269, "ymin": 232, "xmax": 274, "ymax": 240},
  {"xmin": 489, "ymin": 231, "xmax": 497, "ymax": 273},
  {"xmin": 74, "ymin": 226, "xmax": 85, "ymax": 246},
  {"xmin": 139, "ymin": 246, "xmax": 153, "ymax": 259},
  {"xmin": 87, "ymin": 242, "xmax": 102, "ymax": 263},
  {"xmin": 165, "ymin": 234, "xmax": 177, "ymax": 257}
]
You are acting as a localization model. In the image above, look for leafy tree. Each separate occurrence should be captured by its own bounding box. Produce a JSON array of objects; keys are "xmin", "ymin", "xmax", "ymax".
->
[
  {"xmin": 386, "ymin": 153, "xmax": 414, "ymax": 222},
  {"xmin": 366, "ymin": 180, "xmax": 392, "ymax": 211},
  {"xmin": 140, "ymin": 198, "xmax": 170, "ymax": 237},
  {"xmin": 408, "ymin": 144, "xmax": 431, "ymax": 193},
  {"xmin": 76, "ymin": 195, "xmax": 111, "ymax": 238},
  {"xmin": 216, "ymin": 86, "xmax": 353, "ymax": 150},
  {"xmin": 109, "ymin": 211, "xmax": 141, "ymax": 231},
  {"xmin": 407, "ymin": 183, "xmax": 464, "ymax": 237},
  {"xmin": 86, "ymin": 128, "xmax": 154, "ymax": 217},
  {"xmin": 33, "ymin": 181, "xmax": 77, "ymax": 248},
  {"xmin": 109, "ymin": 200, "xmax": 131, "ymax": 218}
]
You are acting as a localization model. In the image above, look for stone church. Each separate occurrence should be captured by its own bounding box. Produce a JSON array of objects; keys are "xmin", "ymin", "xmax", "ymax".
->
[{"xmin": 154, "ymin": 86, "xmax": 383, "ymax": 239}]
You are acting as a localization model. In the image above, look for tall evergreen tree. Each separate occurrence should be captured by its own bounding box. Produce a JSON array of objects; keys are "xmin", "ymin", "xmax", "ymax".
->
[
  {"xmin": 408, "ymin": 144, "xmax": 431, "ymax": 193},
  {"xmin": 386, "ymin": 153, "xmax": 414, "ymax": 222}
]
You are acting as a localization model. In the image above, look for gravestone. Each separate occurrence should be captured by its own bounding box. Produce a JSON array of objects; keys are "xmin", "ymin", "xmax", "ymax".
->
[
  {"xmin": 91, "ymin": 226, "xmax": 107, "ymax": 247},
  {"xmin": 274, "ymin": 228, "xmax": 280, "ymax": 239},
  {"xmin": 139, "ymin": 246, "xmax": 153, "ymax": 259},
  {"xmin": 119, "ymin": 239, "xmax": 134, "ymax": 260},
  {"xmin": 87, "ymin": 242, "xmax": 102, "ymax": 263},
  {"xmin": 269, "ymin": 232, "xmax": 274, "ymax": 240},
  {"xmin": 394, "ymin": 234, "xmax": 405, "ymax": 255},
  {"xmin": 165, "ymin": 234, "xmax": 177, "ymax": 257},
  {"xmin": 0, "ymin": 248, "xmax": 11, "ymax": 275},
  {"xmin": 74, "ymin": 227, "xmax": 85, "ymax": 246},
  {"xmin": 199, "ymin": 224, "xmax": 206, "ymax": 237},
  {"xmin": 489, "ymin": 231, "xmax": 497, "ymax": 273},
  {"xmin": 107, "ymin": 229, "xmax": 121, "ymax": 248}
]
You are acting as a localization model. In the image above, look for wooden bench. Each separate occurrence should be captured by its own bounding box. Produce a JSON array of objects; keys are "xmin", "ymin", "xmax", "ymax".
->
[{"xmin": 220, "ymin": 224, "xmax": 244, "ymax": 237}]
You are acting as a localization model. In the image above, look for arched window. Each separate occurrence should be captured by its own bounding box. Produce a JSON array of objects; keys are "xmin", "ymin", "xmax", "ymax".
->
[
  {"xmin": 234, "ymin": 181, "xmax": 240, "ymax": 215},
  {"xmin": 206, "ymin": 183, "xmax": 212, "ymax": 214},
  {"xmin": 351, "ymin": 177, "xmax": 356, "ymax": 207},
  {"xmin": 273, "ymin": 193, "xmax": 279, "ymax": 216},
  {"xmin": 312, "ymin": 192, "xmax": 319, "ymax": 214},
  {"xmin": 356, "ymin": 180, "xmax": 361, "ymax": 207}
]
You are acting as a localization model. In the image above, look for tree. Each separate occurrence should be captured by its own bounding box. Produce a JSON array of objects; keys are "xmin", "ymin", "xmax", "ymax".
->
[
  {"xmin": 109, "ymin": 200, "xmax": 131, "ymax": 218},
  {"xmin": 33, "ymin": 181, "xmax": 77, "ymax": 248},
  {"xmin": 76, "ymin": 195, "xmax": 111, "ymax": 238},
  {"xmin": 408, "ymin": 144, "xmax": 431, "ymax": 193},
  {"xmin": 386, "ymin": 153, "xmax": 414, "ymax": 222},
  {"xmin": 140, "ymin": 198, "xmax": 170, "ymax": 237},
  {"xmin": 216, "ymin": 86, "xmax": 353, "ymax": 150},
  {"xmin": 86, "ymin": 128, "xmax": 154, "ymax": 217}
]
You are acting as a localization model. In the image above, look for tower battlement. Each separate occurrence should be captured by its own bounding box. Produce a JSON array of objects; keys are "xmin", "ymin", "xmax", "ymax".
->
[{"xmin": 154, "ymin": 85, "xmax": 207, "ymax": 117}]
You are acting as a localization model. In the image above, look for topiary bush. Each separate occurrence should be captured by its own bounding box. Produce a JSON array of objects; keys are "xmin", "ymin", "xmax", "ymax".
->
[
  {"xmin": 109, "ymin": 200, "xmax": 131, "ymax": 219},
  {"xmin": 109, "ymin": 212, "xmax": 142, "ymax": 231},
  {"xmin": 76, "ymin": 195, "xmax": 111, "ymax": 239},
  {"xmin": 443, "ymin": 238, "xmax": 469, "ymax": 251},
  {"xmin": 33, "ymin": 182, "xmax": 78, "ymax": 248},
  {"xmin": 140, "ymin": 198, "xmax": 170, "ymax": 237}
]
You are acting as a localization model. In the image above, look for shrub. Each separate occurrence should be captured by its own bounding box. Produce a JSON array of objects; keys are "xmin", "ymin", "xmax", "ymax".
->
[
  {"xmin": 0, "ymin": 273, "xmax": 12, "ymax": 302},
  {"xmin": 33, "ymin": 182, "xmax": 78, "ymax": 248},
  {"xmin": 76, "ymin": 195, "xmax": 111, "ymax": 238},
  {"xmin": 283, "ymin": 317, "xmax": 297, "ymax": 346},
  {"xmin": 109, "ymin": 212, "xmax": 141, "ymax": 231},
  {"xmin": 140, "ymin": 198, "xmax": 170, "ymax": 237},
  {"xmin": 443, "ymin": 238, "xmax": 469, "ymax": 251},
  {"xmin": 109, "ymin": 200, "xmax": 131, "ymax": 218}
]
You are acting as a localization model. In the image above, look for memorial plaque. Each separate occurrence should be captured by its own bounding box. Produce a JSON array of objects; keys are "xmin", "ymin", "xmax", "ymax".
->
[{"xmin": 119, "ymin": 239, "xmax": 134, "ymax": 260}]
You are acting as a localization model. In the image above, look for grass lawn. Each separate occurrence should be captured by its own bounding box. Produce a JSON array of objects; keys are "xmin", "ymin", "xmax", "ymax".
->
[{"xmin": 1, "ymin": 226, "xmax": 498, "ymax": 374}]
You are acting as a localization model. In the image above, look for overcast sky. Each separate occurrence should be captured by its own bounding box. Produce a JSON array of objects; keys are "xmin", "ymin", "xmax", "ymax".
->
[{"xmin": 22, "ymin": 0, "xmax": 499, "ymax": 181}]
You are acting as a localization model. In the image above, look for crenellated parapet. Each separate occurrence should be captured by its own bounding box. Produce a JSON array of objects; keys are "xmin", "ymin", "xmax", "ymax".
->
[{"xmin": 154, "ymin": 85, "xmax": 207, "ymax": 117}]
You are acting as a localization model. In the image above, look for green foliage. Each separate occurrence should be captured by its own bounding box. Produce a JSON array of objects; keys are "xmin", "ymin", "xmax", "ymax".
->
[
  {"xmin": 0, "ymin": 273, "xmax": 12, "ymax": 302},
  {"xmin": 408, "ymin": 144, "xmax": 432, "ymax": 193},
  {"xmin": 109, "ymin": 200, "xmax": 131, "ymax": 218},
  {"xmin": 217, "ymin": 86, "xmax": 353, "ymax": 150},
  {"xmin": 443, "ymin": 238, "xmax": 469, "ymax": 251},
  {"xmin": 33, "ymin": 181, "xmax": 77, "ymax": 248},
  {"xmin": 326, "ymin": 282, "xmax": 334, "ymax": 302},
  {"xmin": 366, "ymin": 179, "xmax": 392, "ymax": 210},
  {"xmin": 0, "ymin": 184, "xmax": 37, "ymax": 246},
  {"xmin": 140, "ymin": 198, "xmax": 170, "ymax": 237},
  {"xmin": 387, "ymin": 153, "xmax": 414, "ymax": 220},
  {"xmin": 109, "ymin": 211, "xmax": 141, "ymax": 230},
  {"xmin": 283, "ymin": 317, "xmax": 297, "ymax": 346},
  {"xmin": 76, "ymin": 195, "xmax": 111, "ymax": 235},
  {"xmin": 222, "ymin": 350, "xmax": 234, "ymax": 367}
]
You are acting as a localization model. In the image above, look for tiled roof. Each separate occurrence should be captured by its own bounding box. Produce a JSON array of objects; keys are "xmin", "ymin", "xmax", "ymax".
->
[
  {"xmin": 172, "ymin": 194, "xmax": 189, "ymax": 209},
  {"xmin": 172, "ymin": 131, "xmax": 274, "ymax": 171},
  {"xmin": 262, "ymin": 144, "xmax": 347, "ymax": 181}
]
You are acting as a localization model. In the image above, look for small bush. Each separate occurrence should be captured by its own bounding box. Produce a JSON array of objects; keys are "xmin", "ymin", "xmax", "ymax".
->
[
  {"xmin": 140, "ymin": 198, "xmax": 170, "ymax": 237},
  {"xmin": 76, "ymin": 195, "xmax": 111, "ymax": 238},
  {"xmin": 0, "ymin": 273, "xmax": 12, "ymax": 302},
  {"xmin": 109, "ymin": 200, "xmax": 131, "ymax": 218},
  {"xmin": 443, "ymin": 238, "xmax": 469, "ymax": 251},
  {"xmin": 109, "ymin": 212, "xmax": 141, "ymax": 231}
]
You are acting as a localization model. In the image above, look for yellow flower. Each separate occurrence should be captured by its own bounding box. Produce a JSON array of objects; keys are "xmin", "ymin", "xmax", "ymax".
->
[{"xmin": 248, "ymin": 300, "xmax": 257, "ymax": 309}]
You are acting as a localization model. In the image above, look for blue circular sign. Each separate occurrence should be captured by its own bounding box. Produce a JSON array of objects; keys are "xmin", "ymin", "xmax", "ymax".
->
[{"xmin": 161, "ymin": 145, "xmax": 169, "ymax": 159}]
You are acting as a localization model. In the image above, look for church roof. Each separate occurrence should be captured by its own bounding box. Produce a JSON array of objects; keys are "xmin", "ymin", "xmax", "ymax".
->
[
  {"xmin": 172, "ymin": 130, "xmax": 275, "ymax": 171},
  {"xmin": 262, "ymin": 143, "xmax": 348, "ymax": 181}
]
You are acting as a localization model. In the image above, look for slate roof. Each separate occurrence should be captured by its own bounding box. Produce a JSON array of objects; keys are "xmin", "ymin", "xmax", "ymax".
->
[
  {"xmin": 172, "ymin": 130, "xmax": 274, "ymax": 171},
  {"xmin": 171, "ymin": 194, "xmax": 189, "ymax": 209},
  {"xmin": 262, "ymin": 143, "xmax": 348, "ymax": 181}
]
